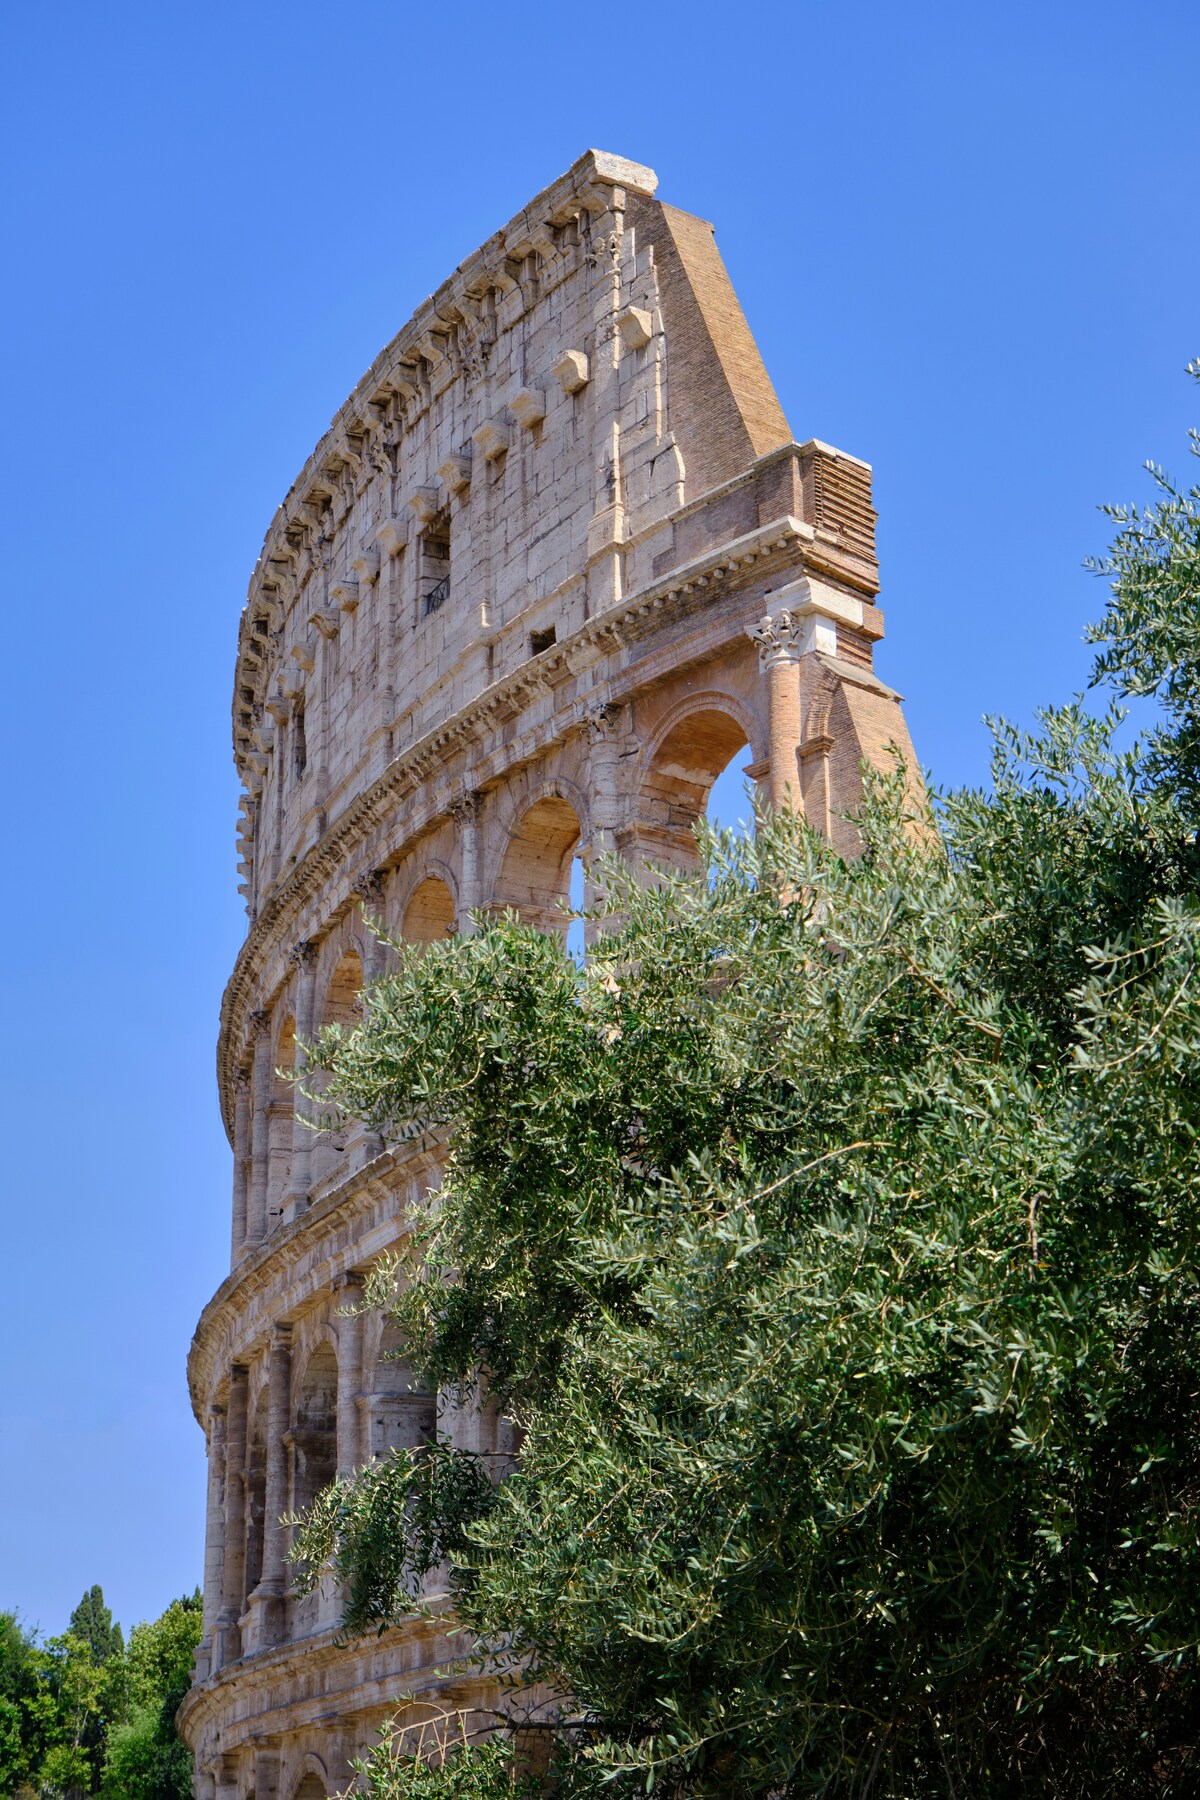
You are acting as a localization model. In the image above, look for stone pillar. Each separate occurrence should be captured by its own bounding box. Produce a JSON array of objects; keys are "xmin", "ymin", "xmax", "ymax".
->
[
  {"xmin": 253, "ymin": 1746, "xmax": 280, "ymax": 1800},
  {"xmin": 216, "ymin": 1364, "xmax": 249, "ymax": 1667},
  {"xmin": 230, "ymin": 1070, "xmax": 251, "ymax": 1266},
  {"xmin": 585, "ymin": 187, "xmax": 628, "ymax": 614},
  {"xmin": 212, "ymin": 1755, "xmax": 239, "ymax": 1800},
  {"xmin": 197, "ymin": 1406, "xmax": 226, "ymax": 1680},
  {"xmin": 747, "ymin": 609, "xmax": 806, "ymax": 815},
  {"xmin": 335, "ymin": 1272, "xmax": 365, "ymax": 1478},
  {"xmin": 450, "ymin": 792, "xmax": 484, "ymax": 934},
  {"xmin": 255, "ymin": 1323, "xmax": 292, "ymax": 1644},
  {"xmin": 284, "ymin": 941, "xmax": 318, "ymax": 1215},
  {"xmin": 246, "ymin": 1011, "xmax": 272, "ymax": 1247},
  {"xmin": 583, "ymin": 704, "xmax": 622, "ymax": 944},
  {"xmin": 353, "ymin": 875, "xmax": 387, "ymax": 1161}
]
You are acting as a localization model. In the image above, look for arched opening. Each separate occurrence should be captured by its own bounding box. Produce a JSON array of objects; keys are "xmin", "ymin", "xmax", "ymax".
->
[
  {"xmin": 366, "ymin": 1316, "xmax": 436, "ymax": 1462},
  {"xmin": 293, "ymin": 1777, "xmax": 327, "ymax": 1800},
  {"xmin": 267, "ymin": 1017, "xmax": 295, "ymax": 1226},
  {"xmin": 323, "ymin": 950, "xmax": 364, "ymax": 1028},
  {"xmin": 401, "ymin": 876, "xmax": 456, "ymax": 944},
  {"xmin": 291, "ymin": 1342, "xmax": 338, "ymax": 1520},
  {"xmin": 243, "ymin": 1387, "xmax": 269, "ymax": 1603},
  {"xmin": 311, "ymin": 953, "xmax": 364, "ymax": 1183},
  {"xmin": 638, "ymin": 709, "xmax": 750, "ymax": 872},
  {"xmin": 496, "ymin": 794, "xmax": 582, "ymax": 935},
  {"xmin": 705, "ymin": 742, "xmax": 756, "ymax": 835}
]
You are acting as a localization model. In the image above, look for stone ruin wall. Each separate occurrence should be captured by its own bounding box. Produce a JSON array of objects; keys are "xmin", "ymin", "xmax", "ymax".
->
[{"xmin": 179, "ymin": 149, "xmax": 920, "ymax": 1800}]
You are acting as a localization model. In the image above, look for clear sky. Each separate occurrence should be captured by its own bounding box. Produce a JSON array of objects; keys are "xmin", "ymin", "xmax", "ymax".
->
[{"xmin": 1, "ymin": 0, "xmax": 1196, "ymax": 1639}]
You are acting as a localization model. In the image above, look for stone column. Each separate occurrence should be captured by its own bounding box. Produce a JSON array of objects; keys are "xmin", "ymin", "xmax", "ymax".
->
[
  {"xmin": 213, "ymin": 1754, "xmax": 239, "ymax": 1800},
  {"xmin": 256, "ymin": 1323, "xmax": 292, "ymax": 1643},
  {"xmin": 246, "ymin": 1011, "xmax": 272, "ymax": 1247},
  {"xmin": 284, "ymin": 941, "xmax": 318, "ymax": 1215},
  {"xmin": 230, "ymin": 1070, "xmax": 251, "ymax": 1265},
  {"xmin": 216, "ymin": 1364, "xmax": 249, "ymax": 1667},
  {"xmin": 747, "ymin": 609, "xmax": 806, "ymax": 816},
  {"xmin": 583, "ymin": 704, "xmax": 622, "ymax": 945},
  {"xmin": 253, "ymin": 1746, "xmax": 280, "ymax": 1800},
  {"xmin": 354, "ymin": 875, "xmax": 387, "ymax": 1161},
  {"xmin": 450, "ymin": 792, "xmax": 484, "ymax": 934},
  {"xmin": 197, "ymin": 1406, "xmax": 226, "ymax": 1680},
  {"xmin": 335, "ymin": 1272, "xmax": 365, "ymax": 1478}
]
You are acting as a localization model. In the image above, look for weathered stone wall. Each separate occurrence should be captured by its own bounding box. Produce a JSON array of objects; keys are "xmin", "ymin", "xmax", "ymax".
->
[{"xmin": 181, "ymin": 149, "xmax": 920, "ymax": 1800}]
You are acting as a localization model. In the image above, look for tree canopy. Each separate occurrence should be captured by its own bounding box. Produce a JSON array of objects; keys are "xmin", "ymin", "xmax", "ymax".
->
[
  {"xmin": 0, "ymin": 1589, "xmax": 200, "ymax": 1800},
  {"xmin": 293, "ymin": 368, "xmax": 1200, "ymax": 1798}
]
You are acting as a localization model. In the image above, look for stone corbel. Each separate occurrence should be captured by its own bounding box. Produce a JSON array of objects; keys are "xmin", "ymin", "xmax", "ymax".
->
[
  {"xmin": 330, "ymin": 578, "xmax": 360, "ymax": 614},
  {"xmin": 552, "ymin": 348, "xmax": 589, "ymax": 394},
  {"xmin": 472, "ymin": 418, "xmax": 509, "ymax": 462},
  {"xmin": 437, "ymin": 451, "xmax": 472, "ymax": 495},
  {"xmin": 376, "ymin": 516, "xmax": 406, "ymax": 557},
  {"xmin": 617, "ymin": 305, "xmax": 653, "ymax": 351},
  {"xmin": 290, "ymin": 636, "xmax": 316, "ymax": 672},
  {"xmin": 351, "ymin": 546, "xmax": 381, "ymax": 586},
  {"xmin": 509, "ymin": 386, "xmax": 546, "ymax": 430},
  {"xmin": 405, "ymin": 484, "xmax": 443, "ymax": 524}
]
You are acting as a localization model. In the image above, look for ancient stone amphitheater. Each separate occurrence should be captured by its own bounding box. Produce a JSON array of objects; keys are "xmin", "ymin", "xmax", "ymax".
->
[{"xmin": 179, "ymin": 150, "xmax": 918, "ymax": 1800}]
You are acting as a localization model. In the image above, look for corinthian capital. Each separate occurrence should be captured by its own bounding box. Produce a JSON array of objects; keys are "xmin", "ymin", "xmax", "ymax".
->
[{"xmin": 747, "ymin": 609, "xmax": 805, "ymax": 669}]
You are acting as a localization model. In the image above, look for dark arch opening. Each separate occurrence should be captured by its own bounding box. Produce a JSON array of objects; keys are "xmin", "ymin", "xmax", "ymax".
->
[
  {"xmin": 402, "ymin": 876, "xmax": 456, "ymax": 943},
  {"xmin": 639, "ymin": 709, "xmax": 750, "ymax": 871},
  {"xmin": 496, "ymin": 794, "xmax": 582, "ymax": 935}
]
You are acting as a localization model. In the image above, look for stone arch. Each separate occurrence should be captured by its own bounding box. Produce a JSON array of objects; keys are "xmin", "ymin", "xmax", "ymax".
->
[
  {"xmin": 291, "ymin": 1338, "xmax": 339, "ymax": 1518},
  {"xmin": 494, "ymin": 783, "xmax": 587, "ymax": 934},
  {"xmin": 363, "ymin": 1313, "xmax": 436, "ymax": 1462},
  {"xmin": 291, "ymin": 1773, "xmax": 328, "ymax": 1800},
  {"xmin": 635, "ymin": 695, "xmax": 755, "ymax": 871},
  {"xmin": 401, "ymin": 873, "xmax": 456, "ymax": 944},
  {"xmin": 320, "ymin": 948, "xmax": 364, "ymax": 1029}
]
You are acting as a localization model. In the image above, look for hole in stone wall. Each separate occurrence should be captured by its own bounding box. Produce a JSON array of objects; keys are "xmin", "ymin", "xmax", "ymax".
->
[
  {"xmin": 566, "ymin": 855, "xmax": 587, "ymax": 962},
  {"xmin": 401, "ymin": 876, "xmax": 456, "ymax": 944},
  {"xmin": 496, "ymin": 795, "xmax": 581, "ymax": 933},
  {"xmin": 529, "ymin": 625, "xmax": 557, "ymax": 657}
]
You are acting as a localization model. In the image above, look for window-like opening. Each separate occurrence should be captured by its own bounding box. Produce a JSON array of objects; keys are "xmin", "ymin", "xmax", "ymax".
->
[
  {"xmin": 291, "ymin": 1343, "xmax": 338, "ymax": 1520},
  {"xmin": 293, "ymin": 1779, "xmax": 328, "ymax": 1800},
  {"xmin": 639, "ymin": 709, "xmax": 750, "ymax": 873},
  {"xmin": 706, "ymin": 742, "xmax": 756, "ymax": 835},
  {"xmin": 566, "ymin": 854, "xmax": 587, "ymax": 962},
  {"xmin": 529, "ymin": 625, "xmax": 557, "ymax": 657},
  {"xmin": 496, "ymin": 795, "xmax": 582, "ymax": 936},
  {"xmin": 401, "ymin": 876, "xmax": 456, "ymax": 944},
  {"xmin": 292, "ymin": 700, "xmax": 307, "ymax": 782},
  {"xmin": 420, "ymin": 508, "xmax": 451, "ymax": 616}
]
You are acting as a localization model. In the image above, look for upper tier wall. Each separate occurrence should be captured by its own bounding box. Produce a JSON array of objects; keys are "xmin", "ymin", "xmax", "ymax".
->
[{"xmin": 232, "ymin": 150, "xmax": 797, "ymax": 919}]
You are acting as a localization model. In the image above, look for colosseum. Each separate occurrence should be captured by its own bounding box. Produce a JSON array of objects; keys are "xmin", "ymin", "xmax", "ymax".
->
[{"xmin": 179, "ymin": 148, "xmax": 919, "ymax": 1800}]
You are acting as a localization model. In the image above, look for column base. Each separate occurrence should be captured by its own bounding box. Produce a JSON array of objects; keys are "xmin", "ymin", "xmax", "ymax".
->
[{"xmin": 242, "ymin": 1585, "xmax": 287, "ymax": 1653}]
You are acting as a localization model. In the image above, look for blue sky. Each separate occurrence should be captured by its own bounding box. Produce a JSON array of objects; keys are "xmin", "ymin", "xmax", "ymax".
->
[{"xmin": 1, "ymin": 0, "xmax": 1196, "ymax": 1637}]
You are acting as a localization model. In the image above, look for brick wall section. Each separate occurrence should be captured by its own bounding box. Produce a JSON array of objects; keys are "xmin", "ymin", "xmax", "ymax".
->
[{"xmin": 629, "ymin": 196, "xmax": 792, "ymax": 496}]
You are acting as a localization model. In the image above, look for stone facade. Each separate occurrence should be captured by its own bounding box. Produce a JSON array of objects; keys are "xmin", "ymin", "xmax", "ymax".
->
[{"xmin": 180, "ymin": 149, "xmax": 920, "ymax": 1799}]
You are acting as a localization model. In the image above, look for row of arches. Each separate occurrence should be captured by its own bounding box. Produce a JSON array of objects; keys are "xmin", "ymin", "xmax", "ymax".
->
[{"xmin": 235, "ymin": 702, "xmax": 763, "ymax": 1259}]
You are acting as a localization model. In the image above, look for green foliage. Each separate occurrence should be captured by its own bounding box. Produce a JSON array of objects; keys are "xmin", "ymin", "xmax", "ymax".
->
[
  {"xmin": 67, "ymin": 1592, "xmax": 122, "ymax": 1669},
  {"xmin": 0, "ymin": 1591, "xmax": 200, "ymax": 1800},
  {"xmin": 294, "ymin": 371, "xmax": 1200, "ymax": 1797},
  {"xmin": 355, "ymin": 1728, "xmax": 541, "ymax": 1800},
  {"xmin": 100, "ymin": 1592, "xmax": 200, "ymax": 1800}
]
